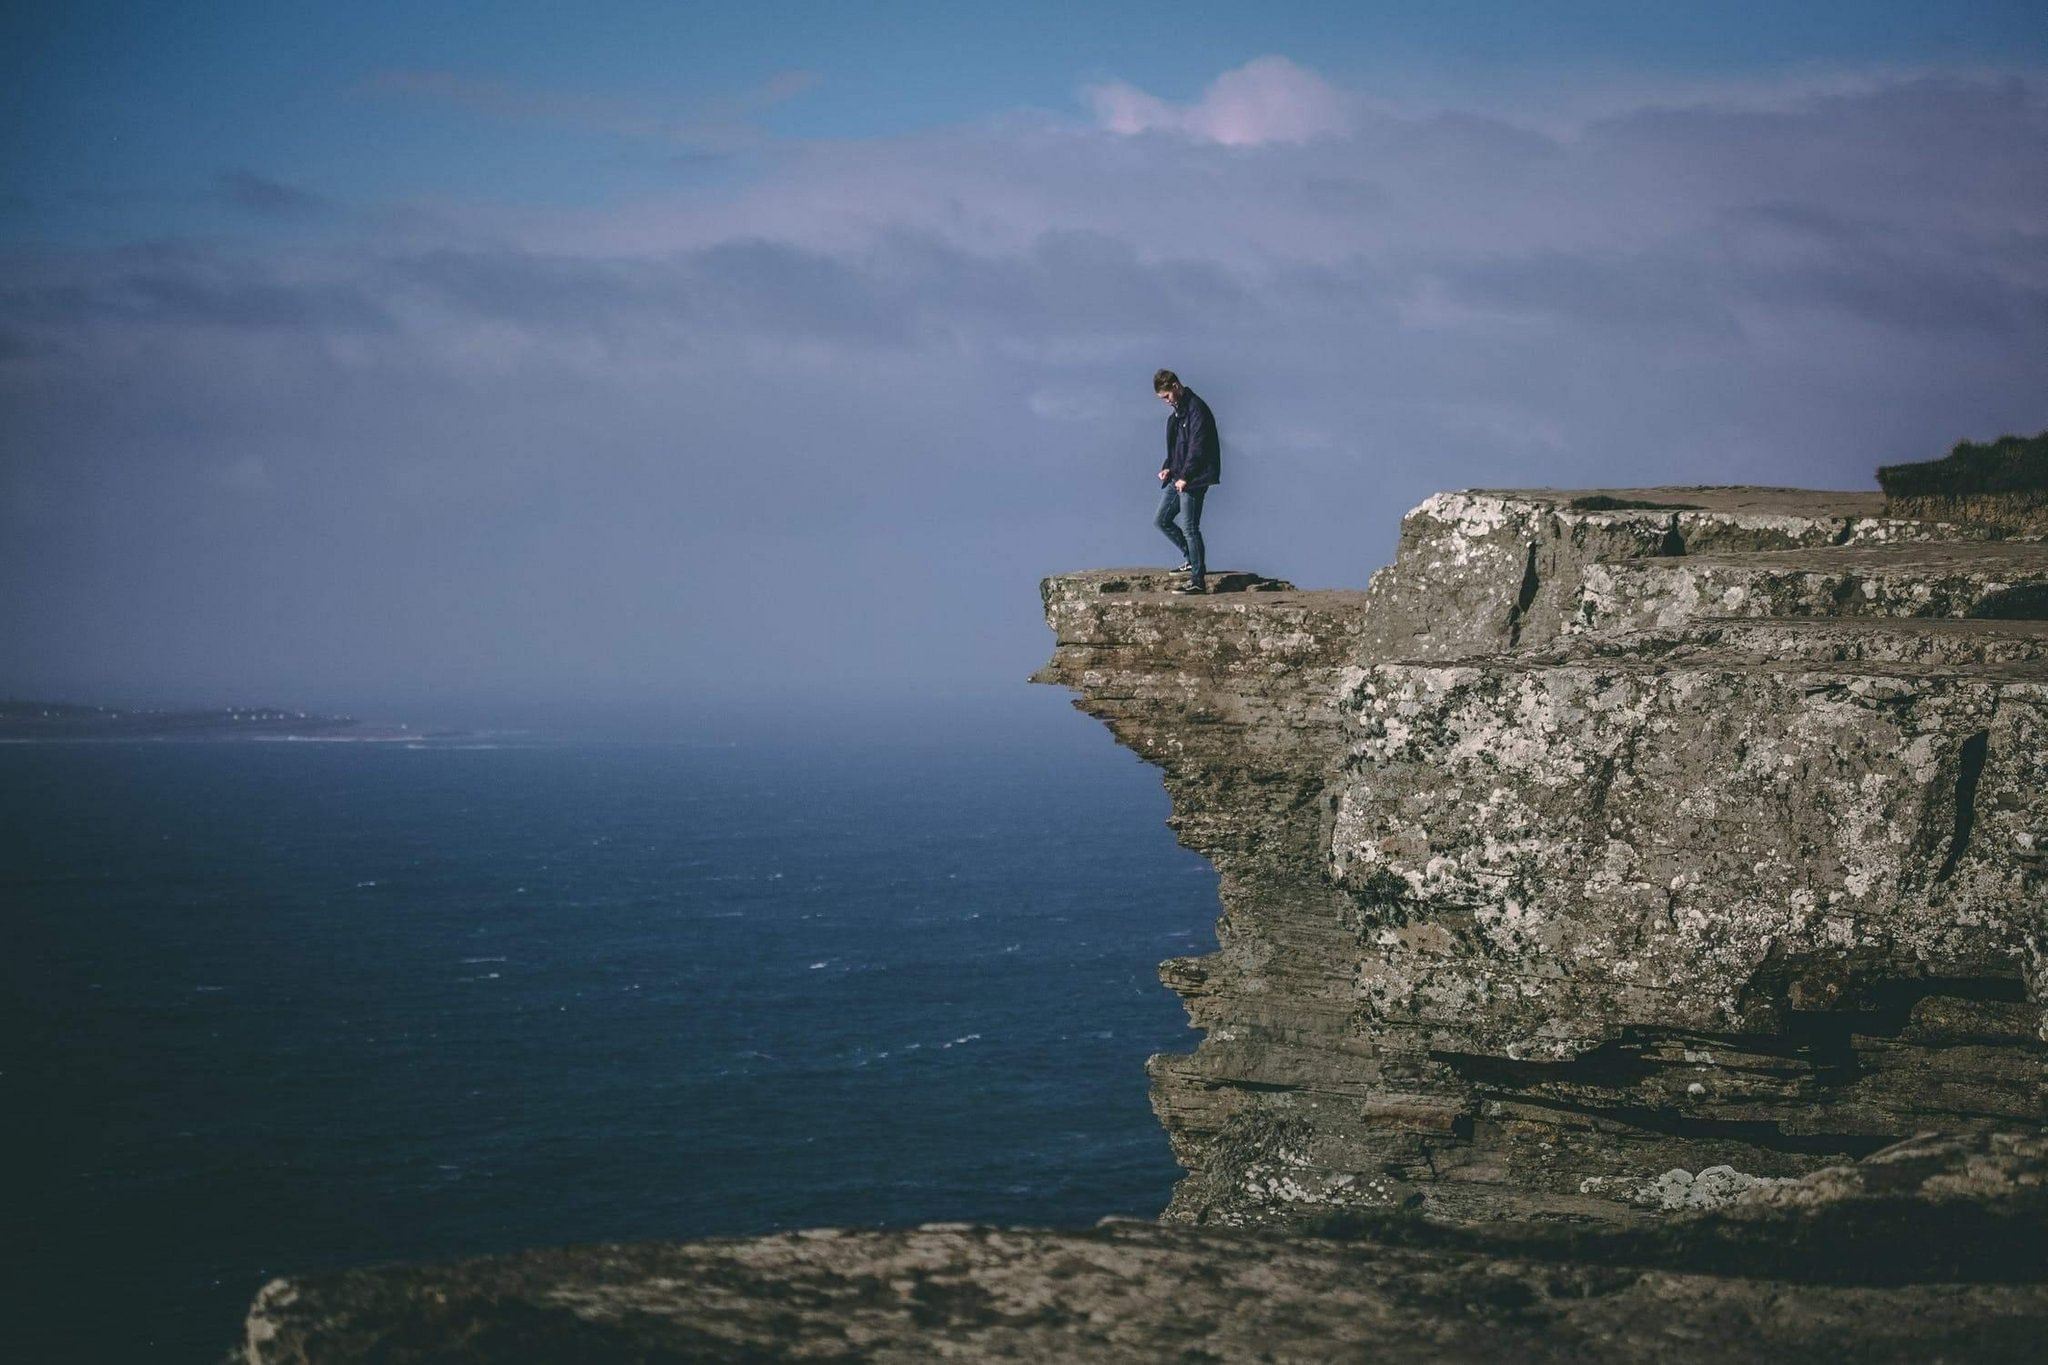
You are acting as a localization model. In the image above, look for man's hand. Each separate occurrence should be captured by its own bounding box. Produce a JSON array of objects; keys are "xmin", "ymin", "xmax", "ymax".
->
[
  {"xmin": 1159, "ymin": 468, "xmax": 1170, "ymax": 483},
  {"xmin": 1174, "ymin": 478, "xmax": 1187, "ymax": 491}
]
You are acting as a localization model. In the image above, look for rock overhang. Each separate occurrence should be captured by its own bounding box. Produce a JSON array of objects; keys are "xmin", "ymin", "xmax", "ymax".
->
[{"xmin": 1037, "ymin": 484, "xmax": 2048, "ymax": 1230}]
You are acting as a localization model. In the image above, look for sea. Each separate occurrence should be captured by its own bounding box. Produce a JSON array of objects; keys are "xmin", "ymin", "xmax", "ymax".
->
[{"xmin": 3, "ymin": 695, "xmax": 1219, "ymax": 1361}]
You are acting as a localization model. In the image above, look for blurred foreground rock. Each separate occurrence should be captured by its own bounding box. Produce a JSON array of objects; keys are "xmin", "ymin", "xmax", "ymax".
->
[{"xmin": 240, "ymin": 1132, "xmax": 2047, "ymax": 1362}]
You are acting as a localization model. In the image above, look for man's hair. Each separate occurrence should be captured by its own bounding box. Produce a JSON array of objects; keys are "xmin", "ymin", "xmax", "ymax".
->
[{"xmin": 1153, "ymin": 369, "xmax": 1181, "ymax": 393}]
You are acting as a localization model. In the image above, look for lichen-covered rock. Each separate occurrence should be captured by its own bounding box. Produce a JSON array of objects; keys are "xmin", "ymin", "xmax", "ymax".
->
[
  {"xmin": 1576, "ymin": 1164, "xmax": 1798, "ymax": 1212},
  {"xmin": 1555, "ymin": 617, "xmax": 2048, "ymax": 669},
  {"xmin": 1329, "ymin": 654, "xmax": 2045, "ymax": 1051},
  {"xmin": 1572, "ymin": 543, "xmax": 2048, "ymax": 637},
  {"xmin": 1038, "ymin": 488, "xmax": 2048, "ymax": 1230},
  {"xmin": 1354, "ymin": 487, "xmax": 1994, "ymax": 662}
]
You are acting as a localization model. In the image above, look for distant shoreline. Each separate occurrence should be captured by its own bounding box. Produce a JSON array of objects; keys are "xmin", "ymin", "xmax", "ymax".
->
[
  {"xmin": 0, "ymin": 731, "xmax": 438, "ymax": 744},
  {"xmin": 0, "ymin": 700, "xmax": 454, "ymax": 744}
]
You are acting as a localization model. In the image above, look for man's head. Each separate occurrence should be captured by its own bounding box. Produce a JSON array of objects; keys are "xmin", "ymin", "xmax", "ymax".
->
[{"xmin": 1153, "ymin": 369, "xmax": 1183, "ymax": 405}]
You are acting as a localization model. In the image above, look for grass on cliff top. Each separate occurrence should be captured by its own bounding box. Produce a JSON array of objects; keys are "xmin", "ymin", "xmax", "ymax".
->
[{"xmin": 1877, "ymin": 431, "xmax": 2048, "ymax": 498}]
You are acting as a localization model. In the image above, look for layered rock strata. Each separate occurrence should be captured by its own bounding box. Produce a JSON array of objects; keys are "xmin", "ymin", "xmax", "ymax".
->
[{"xmin": 1036, "ymin": 487, "xmax": 2048, "ymax": 1227}]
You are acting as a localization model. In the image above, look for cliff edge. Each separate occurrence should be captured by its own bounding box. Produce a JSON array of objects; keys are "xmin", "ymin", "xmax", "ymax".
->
[
  {"xmin": 1035, "ymin": 485, "xmax": 2048, "ymax": 1228},
  {"xmin": 235, "ymin": 480, "xmax": 2048, "ymax": 1361}
]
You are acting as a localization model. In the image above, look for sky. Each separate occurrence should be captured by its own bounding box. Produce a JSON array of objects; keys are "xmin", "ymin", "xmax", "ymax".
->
[{"xmin": 3, "ymin": 2, "xmax": 2045, "ymax": 734}]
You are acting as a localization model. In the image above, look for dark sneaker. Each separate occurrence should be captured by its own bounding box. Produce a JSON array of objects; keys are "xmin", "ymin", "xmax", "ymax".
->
[
  {"xmin": 1173, "ymin": 561, "xmax": 1192, "ymax": 572},
  {"xmin": 1171, "ymin": 583, "xmax": 1205, "ymax": 595}
]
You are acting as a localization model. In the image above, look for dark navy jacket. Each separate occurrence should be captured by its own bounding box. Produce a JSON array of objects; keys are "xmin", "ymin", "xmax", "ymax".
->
[{"xmin": 1164, "ymin": 388, "xmax": 1222, "ymax": 489}]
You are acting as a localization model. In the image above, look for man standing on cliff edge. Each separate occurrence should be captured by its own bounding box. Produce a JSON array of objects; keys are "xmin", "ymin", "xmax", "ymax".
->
[{"xmin": 1153, "ymin": 369, "xmax": 1221, "ymax": 595}]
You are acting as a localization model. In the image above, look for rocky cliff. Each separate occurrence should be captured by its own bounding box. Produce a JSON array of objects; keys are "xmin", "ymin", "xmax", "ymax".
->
[
  {"xmin": 1035, "ymin": 487, "xmax": 2048, "ymax": 1229},
  {"xmin": 238, "ymin": 480, "xmax": 2048, "ymax": 1361}
]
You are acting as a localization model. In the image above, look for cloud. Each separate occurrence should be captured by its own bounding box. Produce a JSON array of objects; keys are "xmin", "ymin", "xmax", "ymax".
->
[
  {"xmin": 1084, "ymin": 56, "xmax": 1354, "ymax": 145},
  {"xmin": 212, "ymin": 452, "xmax": 272, "ymax": 493},
  {"xmin": 216, "ymin": 171, "xmax": 338, "ymax": 221},
  {"xmin": 0, "ymin": 241, "xmax": 392, "ymax": 329},
  {"xmin": 366, "ymin": 67, "xmax": 818, "ymax": 151},
  {"xmin": 3, "ymin": 61, "xmax": 2045, "ymax": 718}
]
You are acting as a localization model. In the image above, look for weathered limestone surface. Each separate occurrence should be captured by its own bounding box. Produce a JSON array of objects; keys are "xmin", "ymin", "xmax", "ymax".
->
[
  {"xmin": 1036, "ymin": 487, "xmax": 2048, "ymax": 1229},
  {"xmin": 1575, "ymin": 542, "xmax": 2048, "ymax": 636},
  {"xmin": 239, "ymin": 1133, "xmax": 2048, "ymax": 1363},
  {"xmin": 1556, "ymin": 616, "xmax": 2048, "ymax": 669},
  {"xmin": 1352, "ymin": 487, "xmax": 2004, "ymax": 663}
]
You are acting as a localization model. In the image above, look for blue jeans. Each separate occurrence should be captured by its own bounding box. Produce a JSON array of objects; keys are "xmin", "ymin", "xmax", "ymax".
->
[{"xmin": 1155, "ymin": 483, "xmax": 1206, "ymax": 588}]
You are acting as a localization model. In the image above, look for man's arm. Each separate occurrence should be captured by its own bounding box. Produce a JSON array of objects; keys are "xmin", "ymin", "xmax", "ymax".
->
[{"xmin": 1180, "ymin": 399, "xmax": 1218, "ymax": 486}]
